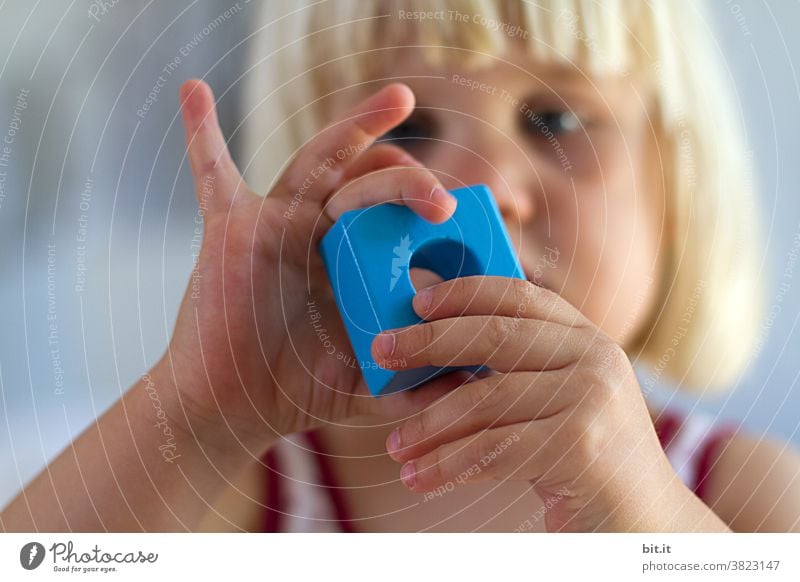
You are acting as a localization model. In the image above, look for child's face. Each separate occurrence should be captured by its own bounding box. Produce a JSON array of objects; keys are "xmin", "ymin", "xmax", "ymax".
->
[{"xmin": 328, "ymin": 45, "xmax": 666, "ymax": 348}]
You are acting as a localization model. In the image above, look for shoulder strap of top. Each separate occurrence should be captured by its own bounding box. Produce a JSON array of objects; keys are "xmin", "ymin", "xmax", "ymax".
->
[
  {"xmin": 262, "ymin": 445, "xmax": 283, "ymax": 532},
  {"xmin": 305, "ymin": 429, "xmax": 356, "ymax": 532},
  {"xmin": 653, "ymin": 406, "xmax": 738, "ymax": 502},
  {"xmin": 261, "ymin": 430, "xmax": 355, "ymax": 532}
]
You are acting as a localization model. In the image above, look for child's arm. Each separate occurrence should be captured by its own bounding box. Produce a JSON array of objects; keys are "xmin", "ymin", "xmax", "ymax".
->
[
  {"xmin": 1, "ymin": 360, "xmax": 272, "ymax": 531},
  {"xmin": 2, "ymin": 80, "xmax": 463, "ymax": 531},
  {"xmin": 698, "ymin": 433, "xmax": 800, "ymax": 532}
]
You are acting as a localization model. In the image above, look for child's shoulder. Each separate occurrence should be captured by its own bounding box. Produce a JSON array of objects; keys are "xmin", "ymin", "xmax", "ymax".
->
[
  {"xmin": 650, "ymin": 403, "xmax": 800, "ymax": 532},
  {"xmin": 701, "ymin": 429, "xmax": 800, "ymax": 532}
]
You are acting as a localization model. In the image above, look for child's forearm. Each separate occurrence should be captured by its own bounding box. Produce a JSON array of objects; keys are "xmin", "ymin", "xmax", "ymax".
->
[{"xmin": 1, "ymin": 362, "xmax": 275, "ymax": 532}]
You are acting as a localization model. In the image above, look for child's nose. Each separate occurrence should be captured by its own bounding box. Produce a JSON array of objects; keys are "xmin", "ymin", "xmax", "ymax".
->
[
  {"xmin": 489, "ymin": 181, "xmax": 535, "ymax": 226},
  {"xmin": 437, "ymin": 141, "xmax": 535, "ymax": 226}
]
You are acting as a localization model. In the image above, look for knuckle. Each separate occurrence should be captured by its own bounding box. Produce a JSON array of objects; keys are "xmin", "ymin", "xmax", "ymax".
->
[
  {"xmin": 555, "ymin": 417, "xmax": 603, "ymax": 467},
  {"xmin": 349, "ymin": 116, "xmax": 374, "ymax": 148},
  {"xmin": 193, "ymin": 157, "xmax": 222, "ymax": 179},
  {"xmin": 282, "ymin": 147, "xmax": 339, "ymax": 195},
  {"xmin": 422, "ymin": 448, "xmax": 448, "ymax": 485},
  {"xmin": 573, "ymin": 363, "xmax": 616, "ymax": 410},
  {"xmin": 421, "ymin": 321, "xmax": 437, "ymax": 349},
  {"xmin": 473, "ymin": 435, "xmax": 494, "ymax": 467},
  {"xmin": 452, "ymin": 274, "xmax": 470, "ymax": 299},
  {"xmin": 368, "ymin": 142, "xmax": 398, "ymax": 157},
  {"xmin": 406, "ymin": 322, "xmax": 437, "ymax": 361},
  {"xmin": 591, "ymin": 380, "xmax": 617, "ymax": 408},
  {"xmin": 470, "ymin": 275, "xmax": 493, "ymax": 303},
  {"xmin": 486, "ymin": 316, "xmax": 513, "ymax": 347},
  {"xmin": 466, "ymin": 377, "xmax": 502, "ymax": 411},
  {"xmin": 445, "ymin": 276, "xmax": 474, "ymax": 311},
  {"xmin": 472, "ymin": 431, "xmax": 513, "ymax": 475},
  {"xmin": 402, "ymin": 168, "xmax": 439, "ymax": 201},
  {"xmin": 279, "ymin": 166, "xmax": 304, "ymax": 198},
  {"xmin": 370, "ymin": 144, "xmax": 419, "ymax": 169},
  {"xmin": 581, "ymin": 334, "xmax": 629, "ymax": 380},
  {"xmin": 602, "ymin": 340, "xmax": 629, "ymax": 374},
  {"xmin": 511, "ymin": 278, "xmax": 537, "ymax": 315},
  {"xmin": 574, "ymin": 423, "xmax": 607, "ymax": 467},
  {"xmin": 415, "ymin": 165, "xmax": 439, "ymax": 187},
  {"xmin": 403, "ymin": 413, "xmax": 425, "ymax": 446}
]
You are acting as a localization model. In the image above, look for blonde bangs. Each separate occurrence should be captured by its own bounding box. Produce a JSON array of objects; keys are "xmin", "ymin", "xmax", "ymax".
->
[{"xmin": 300, "ymin": 0, "xmax": 655, "ymax": 91}]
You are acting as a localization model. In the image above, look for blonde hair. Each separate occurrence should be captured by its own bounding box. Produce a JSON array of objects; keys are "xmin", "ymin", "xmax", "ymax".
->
[{"xmin": 240, "ymin": 0, "xmax": 764, "ymax": 393}]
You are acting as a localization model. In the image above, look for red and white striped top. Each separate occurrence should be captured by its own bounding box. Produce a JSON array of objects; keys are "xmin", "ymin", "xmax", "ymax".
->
[{"xmin": 261, "ymin": 407, "xmax": 738, "ymax": 532}]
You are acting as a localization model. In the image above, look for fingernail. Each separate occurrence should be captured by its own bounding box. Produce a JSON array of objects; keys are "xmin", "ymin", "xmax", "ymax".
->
[
  {"xmin": 374, "ymin": 332, "xmax": 396, "ymax": 359},
  {"xmin": 415, "ymin": 287, "xmax": 433, "ymax": 314},
  {"xmin": 400, "ymin": 461, "xmax": 416, "ymax": 489},
  {"xmin": 386, "ymin": 427, "xmax": 402, "ymax": 458}
]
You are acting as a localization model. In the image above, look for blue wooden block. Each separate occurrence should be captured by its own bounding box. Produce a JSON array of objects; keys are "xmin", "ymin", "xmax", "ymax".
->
[{"xmin": 320, "ymin": 184, "xmax": 525, "ymax": 397}]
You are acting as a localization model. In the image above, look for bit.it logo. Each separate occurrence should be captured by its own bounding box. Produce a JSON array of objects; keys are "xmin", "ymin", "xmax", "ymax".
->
[
  {"xmin": 390, "ymin": 235, "xmax": 413, "ymax": 291},
  {"xmin": 19, "ymin": 542, "xmax": 45, "ymax": 570}
]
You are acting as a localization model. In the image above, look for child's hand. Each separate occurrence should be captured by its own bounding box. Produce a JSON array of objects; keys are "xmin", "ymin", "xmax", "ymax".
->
[
  {"xmin": 377, "ymin": 276, "xmax": 688, "ymax": 532},
  {"xmin": 163, "ymin": 80, "xmax": 463, "ymax": 453}
]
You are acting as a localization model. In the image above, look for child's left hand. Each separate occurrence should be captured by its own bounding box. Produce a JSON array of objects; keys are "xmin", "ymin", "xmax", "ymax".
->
[{"xmin": 373, "ymin": 275, "xmax": 692, "ymax": 532}]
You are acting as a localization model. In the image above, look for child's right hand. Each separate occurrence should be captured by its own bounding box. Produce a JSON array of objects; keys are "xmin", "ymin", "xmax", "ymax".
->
[{"xmin": 160, "ymin": 80, "xmax": 463, "ymax": 453}]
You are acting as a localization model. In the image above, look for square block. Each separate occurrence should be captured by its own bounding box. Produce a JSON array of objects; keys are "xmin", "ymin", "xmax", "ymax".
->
[{"xmin": 320, "ymin": 184, "xmax": 525, "ymax": 396}]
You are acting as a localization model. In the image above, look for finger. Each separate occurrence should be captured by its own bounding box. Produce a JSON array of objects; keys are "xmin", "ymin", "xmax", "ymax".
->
[
  {"xmin": 276, "ymin": 83, "xmax": 422, "ymax": 204},
  {"xmin": 179, "ymin": 79, "xmax": 249, "ymax": 213},
  {"xmin": 356, "ymin": 370, "xmax": 474, "ymax": 421},
  {"xmin": 324, "ymin": 165, "xmax": 456, "ymax": 224},
  {"xmin": 412, "ymin": 276, "xmax": 592, "ymax": 328},
  {"xmin": 386, "ymin": 369, "xmax": 576, "ymax": 463},
  {"xmin": 338, "ymin": 142, "xmax": 455, "ymax": 222},
  {"xmin": 397, "ymin": 423, "xmax": 543, "ymax": 492},
  {"xmin": 372, "ymin": 316, "xmax": 588, "ymax": 373},
  {"xmin": 341, "ymin": 142, "xmax": 424, "ymax": 181},
  {"xmin": 409, "ymin": 267, "xmax": 445, "ymax": 290}
]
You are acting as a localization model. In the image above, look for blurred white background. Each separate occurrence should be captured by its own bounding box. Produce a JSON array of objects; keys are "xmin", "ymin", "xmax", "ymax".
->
[{"xmin": 1, "ymin": 1, "xmax": 799, "ymax": 509}]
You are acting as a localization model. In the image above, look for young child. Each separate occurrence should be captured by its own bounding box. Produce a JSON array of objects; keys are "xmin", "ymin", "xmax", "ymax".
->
[{"xmin": 4, "ymin": 0, "xmax": 800, "ymax": 533}]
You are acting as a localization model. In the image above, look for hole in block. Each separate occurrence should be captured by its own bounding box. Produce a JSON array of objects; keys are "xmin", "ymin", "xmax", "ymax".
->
[{"xmin": 408, "ymin": 238, "xmax": 482, "ymax": 292}]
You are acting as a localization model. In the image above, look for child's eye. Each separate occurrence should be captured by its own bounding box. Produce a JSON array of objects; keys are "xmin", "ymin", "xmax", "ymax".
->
[
  {"xmin": 379, "ymin": 113, "xmax": 435, "ymax": 148},
  {"xmin": 520, "ymin": 108, "xmax": 582, "ymax": 136}
]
